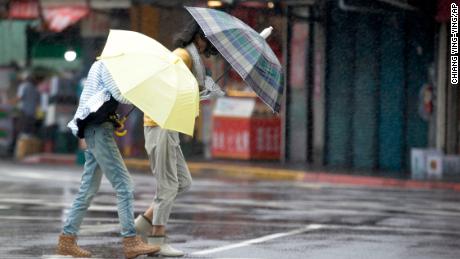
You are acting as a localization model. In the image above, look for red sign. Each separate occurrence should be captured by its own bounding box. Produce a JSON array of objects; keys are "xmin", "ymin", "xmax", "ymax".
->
[
  {"xmin": 212, "ymin": 117, "xmax": 251, "ymax": 159},
  {"xmin": 212, "ymin": 116, "xmax": 281, "ymax": 160},
  {"xmin": 8, "ymin": 0, "xmax": 38, "ymax": 19}
]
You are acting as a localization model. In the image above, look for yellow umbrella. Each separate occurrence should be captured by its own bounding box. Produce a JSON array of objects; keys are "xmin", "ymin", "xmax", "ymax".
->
[{"xmin": 98, "ymin": 29, "xmax": 199, "ymax": 136}]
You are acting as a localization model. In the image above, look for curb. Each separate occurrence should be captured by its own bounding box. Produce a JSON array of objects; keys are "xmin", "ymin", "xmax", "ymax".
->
[
  {"xmin": 301, "ymin": 173, "xmax": 460, "ymax": 192},
  {"xmin": 124, "ymin": 158, "xmax": 304, "ymax": 181},
  {"xmin": 21, "ymin": 153, "xmax": 75, "ymax": 165},
  {"xmin": 124, "ymin": 158, "xmax": 460, "ymax": 192}
]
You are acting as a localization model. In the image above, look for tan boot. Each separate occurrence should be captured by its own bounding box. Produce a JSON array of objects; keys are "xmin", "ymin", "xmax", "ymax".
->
[
  {"xmin": 56, "ymin": 234, "xmax": 92, "ymax": 258},
  {"xmin": 123, "ymin": 235, "xmax": 160, "ymax": 259}
]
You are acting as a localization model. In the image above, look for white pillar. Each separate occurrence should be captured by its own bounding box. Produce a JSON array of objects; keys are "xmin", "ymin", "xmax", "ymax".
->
[{"xmin": 436, "ymin": 23, "xmax": 448, "ymax": 152}]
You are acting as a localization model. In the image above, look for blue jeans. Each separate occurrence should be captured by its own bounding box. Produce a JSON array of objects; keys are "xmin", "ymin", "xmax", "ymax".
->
[{"xmin": 63, "ymin": 122, "xmax": 136, "ymax": 237}]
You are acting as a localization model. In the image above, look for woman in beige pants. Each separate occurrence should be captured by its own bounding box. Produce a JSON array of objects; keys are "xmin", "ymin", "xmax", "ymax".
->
[{"xmin": 134, "ymin": 17, "xmax": 223, "ymax": 257}]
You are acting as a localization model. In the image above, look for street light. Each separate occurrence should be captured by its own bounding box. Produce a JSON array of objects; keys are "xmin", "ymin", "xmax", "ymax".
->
[
  {"xmin": 64, "ymin": 50, "xmax": 77, "ymax": 62},
  {"xmin": 208, "ymin": 1, "xmax": 222, "ymax": 7}
]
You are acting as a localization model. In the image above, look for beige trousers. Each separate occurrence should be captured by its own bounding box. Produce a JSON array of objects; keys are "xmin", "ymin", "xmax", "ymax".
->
[{"xmin": 144, "ymin": 126, "xmax": 192, "ymax": 225}]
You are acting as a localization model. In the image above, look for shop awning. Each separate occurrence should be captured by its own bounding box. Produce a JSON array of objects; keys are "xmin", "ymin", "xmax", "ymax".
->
[
  {"xmin": 8, "ymin": 0, "xmax": 89, "ymax": 32},
  {"xmin": 44, "ymin": 6, "xmax": 89, "ymax": 32}
]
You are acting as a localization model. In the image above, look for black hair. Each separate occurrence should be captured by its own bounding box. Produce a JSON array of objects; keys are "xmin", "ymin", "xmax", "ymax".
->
[
  {"xmin": 173, "ymin": 19, "xmax": 202, "ymax": 48},
  {"xmin": 173, "ymin": 19, "xmax": 218, "ymax": 57}
]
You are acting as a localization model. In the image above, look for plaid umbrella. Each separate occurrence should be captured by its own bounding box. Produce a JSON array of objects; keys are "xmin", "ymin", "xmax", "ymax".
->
[{"xmin": 186, "ymin": 6, "xmax": 284, "ymax": 113}]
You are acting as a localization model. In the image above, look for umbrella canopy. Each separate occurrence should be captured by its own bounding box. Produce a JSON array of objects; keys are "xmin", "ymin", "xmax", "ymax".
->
[
  {"xmin": 98, "ymin": 29, "xmax": 199, "ymax": 136},
  {"xmin": 186, "ymin": 6, "xmax": 284, "ymax": 113}
]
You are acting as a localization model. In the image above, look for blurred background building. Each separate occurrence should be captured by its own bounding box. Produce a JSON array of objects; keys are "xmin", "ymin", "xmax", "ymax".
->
[{"xmin": 0, "ymin": 0, "xmax": 457, "ymax": 179}]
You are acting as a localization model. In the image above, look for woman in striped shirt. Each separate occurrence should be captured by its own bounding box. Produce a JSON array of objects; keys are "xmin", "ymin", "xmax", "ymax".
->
[{"xmin": 56, "ymin": 61, "xmax": 160, "ymax": 259}]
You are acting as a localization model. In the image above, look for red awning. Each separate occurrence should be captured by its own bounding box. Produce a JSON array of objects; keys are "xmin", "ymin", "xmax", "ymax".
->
[
  {"xmin": 8, "ymin": 0, "xmax": 89, "ymax": 32},
  {"xmin": 44, "ymin": 6, "xmax": 89, "ymax": 32}
]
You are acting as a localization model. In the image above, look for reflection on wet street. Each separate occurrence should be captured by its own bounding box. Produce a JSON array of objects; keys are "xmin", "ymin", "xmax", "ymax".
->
[{"xmin": 1, "ymin": 161, "xmax": 460, "ymax": 259}]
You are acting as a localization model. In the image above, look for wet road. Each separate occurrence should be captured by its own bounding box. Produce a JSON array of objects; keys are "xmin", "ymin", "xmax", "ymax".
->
[{"xmin": 0, "ymin": 161, "xmax": 459, "ymax": 259}]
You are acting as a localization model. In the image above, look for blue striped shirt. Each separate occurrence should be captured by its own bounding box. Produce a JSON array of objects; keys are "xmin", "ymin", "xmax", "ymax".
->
[{"xmin": 67, "ymin": 61, "xmax": 131, "ymax": 137}]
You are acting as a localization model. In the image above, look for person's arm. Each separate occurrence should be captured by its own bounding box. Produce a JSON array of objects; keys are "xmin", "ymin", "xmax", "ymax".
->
[
  {"xmin": 200, "ymin": 77, "xmax": 225, "ymax": 101},
  {"xmin": 10, "ymin": 83, "xmax": 25, "ymax": 105},
  {"xmin": 97, "ymin": 61, "xmax": 131, "ymax": 105},
  {"xmin": 173, "ymin": 48, "xmax": 225, "ymax": 101}
]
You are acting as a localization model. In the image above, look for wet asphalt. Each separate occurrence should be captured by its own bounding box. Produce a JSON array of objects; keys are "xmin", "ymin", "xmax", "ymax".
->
[{"xmin": 0, "ymin": 160, "xmax": 459, "ymax": 259}]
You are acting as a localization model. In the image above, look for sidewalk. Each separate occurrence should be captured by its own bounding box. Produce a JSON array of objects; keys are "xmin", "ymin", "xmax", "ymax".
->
[{"xmin": 18, "ymin": 153, "xmax": 460, "ymax": 192}]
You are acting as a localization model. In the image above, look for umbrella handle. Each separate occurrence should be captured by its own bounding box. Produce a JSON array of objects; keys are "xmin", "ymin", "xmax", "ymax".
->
[
  {"xmin": 125, "ymin": 106, "xmax": 136, "ymax": 117},
  {"xmin": 215, "ymin": 66, "xmax": 231, "ymax": 84},
  {"xmin": 112, "ymin": 106, "xmax": 136, "ymax": 137},
  {"xmin": 114, "ymin": 116, "xmax": 128, "ymax": 137}
]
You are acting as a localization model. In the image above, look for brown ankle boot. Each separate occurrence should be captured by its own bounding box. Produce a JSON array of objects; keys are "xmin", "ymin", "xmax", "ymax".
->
[
  {"xmin": 56, "ymin": 234, "xmax": 92, "ymax": 257},
  {"xmin": 123, "ymin": 235, "xmax": 160, "ymax": 259}
]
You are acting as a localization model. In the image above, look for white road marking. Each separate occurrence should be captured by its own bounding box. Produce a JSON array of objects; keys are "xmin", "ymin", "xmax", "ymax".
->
[
  {"xmin": 190, "ymin": 222, "xmax": 460, "ymax": 256},
  {"xmin": 191, "ymin": 224, "xmax": 324, "ymax": 255}
]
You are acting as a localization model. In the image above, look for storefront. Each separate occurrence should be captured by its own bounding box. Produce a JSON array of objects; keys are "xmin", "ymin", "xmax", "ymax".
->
[
  {"xmin": 323, "ymin": 0, "xmax": 437, "ymax": 173},
  {"xmin": 435, "ymin": 0, "xmax": 460, "ymax": 155},
  {"xmin": 0, "ymin": 0, "xmax": 133, "ymax": 157}
]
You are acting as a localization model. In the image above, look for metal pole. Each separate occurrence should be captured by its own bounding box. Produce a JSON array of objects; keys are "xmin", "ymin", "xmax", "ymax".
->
[
  {"xmin": 306, "ymin": 6, "xmax": 314, "ymax": 163},
  {"xmin": 281, "ymin": 5, "xmax": 292, "ymax": 163}
]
